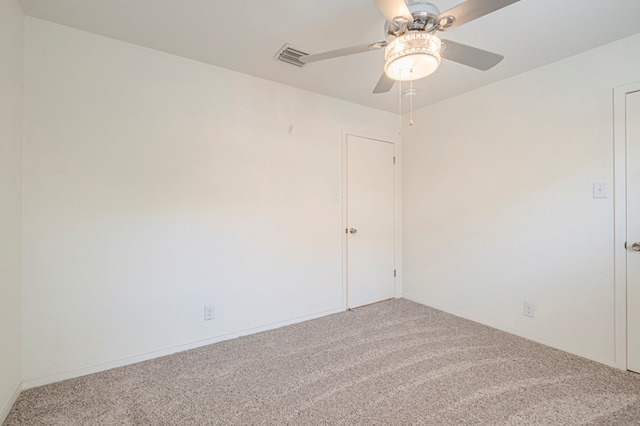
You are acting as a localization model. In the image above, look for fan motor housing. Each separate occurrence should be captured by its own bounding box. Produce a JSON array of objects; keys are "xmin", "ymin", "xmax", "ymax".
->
[{"xmin": 385, "ymin": 1, "xmax": 441, "ymax": 40}]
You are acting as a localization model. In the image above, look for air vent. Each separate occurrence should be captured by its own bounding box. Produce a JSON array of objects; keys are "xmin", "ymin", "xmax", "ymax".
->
[{"xmin": 274, "ymin": 44, "xmax": 308, "ymax": 68}]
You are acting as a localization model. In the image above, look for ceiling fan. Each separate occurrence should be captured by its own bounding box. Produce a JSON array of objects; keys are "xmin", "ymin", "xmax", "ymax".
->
[{"xmin": 300, "ymin": 0, "xmax": 521, "ymax": 94}]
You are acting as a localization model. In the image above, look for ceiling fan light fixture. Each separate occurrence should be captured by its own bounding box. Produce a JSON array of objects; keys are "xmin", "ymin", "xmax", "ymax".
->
[{"xmin": 384, "ymin": 32, "xmax": 441, "ymax": 81}]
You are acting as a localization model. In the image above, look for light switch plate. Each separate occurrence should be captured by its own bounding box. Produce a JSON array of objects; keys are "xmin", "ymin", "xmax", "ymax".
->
[{"xmin": 593, "ymin": 182, "xmax": 608, "ymax": 198}]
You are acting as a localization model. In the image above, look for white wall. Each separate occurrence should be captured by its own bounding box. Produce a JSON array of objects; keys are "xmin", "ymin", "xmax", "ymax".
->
[
  {"xmin": 403, "ymin": 33, "xmax": 640, "ymax": 365},
  {"xmin": 22, "ymin": 18, "xmax": 397, "ymax": 385},
  {"xmin": 0, "ymin": 0, "xmax": 24, "ymax": 420}
]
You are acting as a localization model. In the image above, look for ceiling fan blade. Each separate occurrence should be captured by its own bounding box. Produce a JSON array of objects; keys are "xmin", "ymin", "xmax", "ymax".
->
[
  {"xmin": 437, "ymin": 0, "xmax": 520, "ymax": 31},
  {"xmin": 373, "ymin": 73, "xmax": 395, "ymax": 94},
  {"xmin": 440, "ymin": 39, "xmax": 504, "ymax": 71},
  {"xmin": 374, "ymin": 0, "xmax": 414, "ymax": 23},
  {"xmin": 300, "ymin": 41, "xmax": 387, "ymax": 64}
]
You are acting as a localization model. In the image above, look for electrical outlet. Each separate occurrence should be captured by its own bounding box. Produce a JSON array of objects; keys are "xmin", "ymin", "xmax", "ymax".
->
[
  {"xmin": 523, "ymin": 302, "xmax": 535, "ymax": 318},
  {"xmin": 204, "ymin": 305, "xmax": 215, "ymax": 321}
]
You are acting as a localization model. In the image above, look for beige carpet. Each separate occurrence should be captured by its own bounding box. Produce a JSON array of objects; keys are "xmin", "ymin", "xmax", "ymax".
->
[{"xmin": 5, "ymin": 298, "xmax": 640, "ymax": 425}]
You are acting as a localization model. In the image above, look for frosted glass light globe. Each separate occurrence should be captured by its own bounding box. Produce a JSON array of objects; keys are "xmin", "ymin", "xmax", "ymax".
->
[{"xmin": 384, "ymin": 32, "xmax": 442, "ymax": 81}]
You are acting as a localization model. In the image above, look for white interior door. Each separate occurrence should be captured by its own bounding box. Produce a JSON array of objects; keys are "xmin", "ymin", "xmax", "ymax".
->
[
  {"xmin": 627, "ymin": 89, "xmax": 640, "ymax": 373},
  {"xmin": 346, "ymin": 135, "xmax": 395, "ymax": 308}
]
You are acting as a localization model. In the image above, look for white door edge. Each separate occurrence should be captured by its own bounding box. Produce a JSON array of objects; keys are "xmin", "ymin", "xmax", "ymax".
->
[
  {"xmin": 341, "ymin": 130, "xmax": 402, "ymax": 311},
  {"xmin": 613, "ymin": 81, "xmax": 640, "ymax": 370}
]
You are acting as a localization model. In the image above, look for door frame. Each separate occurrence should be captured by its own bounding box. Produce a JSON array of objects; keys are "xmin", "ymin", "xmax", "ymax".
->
[
  {"xmin": 342, "ymin": 130, "xmax": 402, "ymax": 310},
  {"xmin": 613, "ymin": 81, "xmax": 640, "ymax": 370}
]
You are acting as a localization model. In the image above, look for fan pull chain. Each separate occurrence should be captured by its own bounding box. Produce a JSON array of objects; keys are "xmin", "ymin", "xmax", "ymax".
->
[
  {"xmin": 409, "ymin": 70, "xmax": 414, "ymax": 126},
  {"xmin": 398, "ymin": 72, "xmax": 403, "ymax": 136}
]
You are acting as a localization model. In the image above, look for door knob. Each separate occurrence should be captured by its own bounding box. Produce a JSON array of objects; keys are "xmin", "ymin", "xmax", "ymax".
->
[
  {"xmin": 349, "ymin": 228, "xmax": 358, "ymax": 234},
  {"xmin": 633, "ymin": 242, "xmax": 640, "ymax": 252}
]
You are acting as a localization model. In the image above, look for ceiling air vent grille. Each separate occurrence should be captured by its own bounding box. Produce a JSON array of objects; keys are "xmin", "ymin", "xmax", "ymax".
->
[{"xmin": 274, "ymin": 44, "xmax": 308, "ymax": 68}]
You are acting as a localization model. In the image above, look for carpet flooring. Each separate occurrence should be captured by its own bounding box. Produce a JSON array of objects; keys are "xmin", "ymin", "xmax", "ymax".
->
[{"xmin": 5, "ymin": 298, "xmax": 640, "ymax": 425}]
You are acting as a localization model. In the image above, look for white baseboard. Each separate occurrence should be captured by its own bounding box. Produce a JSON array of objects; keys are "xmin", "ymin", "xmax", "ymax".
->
[
  {"xmin": 0, "ymin": 382, "xmax": 23, "ymax": 424},
  {"xmin": 405, "ymin": 297, "xmax": 615, "ymax": 368},
  {"xmin": 23, "ymin": 306, "xmax": 344, "ymax": 390}
]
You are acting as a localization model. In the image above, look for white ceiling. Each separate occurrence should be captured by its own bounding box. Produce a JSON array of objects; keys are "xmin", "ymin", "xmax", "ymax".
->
[{"xmin": 17, "ymin": 0, "xmax": 640, "ymax": 113}]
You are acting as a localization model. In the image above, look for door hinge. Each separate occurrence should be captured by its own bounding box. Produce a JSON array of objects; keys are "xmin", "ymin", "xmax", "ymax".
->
[
  {"xmin": 625, "ymin": 241, "xmax": 627, "ymax": 249},
  {"xmin": 345, "ymin": 228, "xmax": 348, "ymax": 234},
  {"xmin": 394, "ymin": 269, "xmax": 396, "ymax": 277},
  {"xmin": 393, "ymin": 156, "xmax": 396, "ymax": 164}
]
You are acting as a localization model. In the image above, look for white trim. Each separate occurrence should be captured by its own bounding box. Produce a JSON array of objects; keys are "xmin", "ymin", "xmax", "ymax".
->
[
  {"xmin": 613, "ymin": 81, "xmax": 640, "ymax": 370},
  {"xmin": 342, "ymin": 132, "xmax": 348, "ymax": 310},
  {"xmin": 21, "ymin": 307, "xmax": 342, "ymax": 389},
  {"xmin": 0, "ymin": 382, "xmax": 23, "ymax": 424},
  {"xmin": 394, "ymin": 136, "xmax": 403, "ymax": 299},
  {"xmin": 341, "ymin": 129, "xmax": 402, "ymax": 309}
]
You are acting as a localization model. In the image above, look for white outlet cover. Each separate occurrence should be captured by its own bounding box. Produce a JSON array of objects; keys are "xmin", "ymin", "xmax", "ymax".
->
[
  {"xmin": 204, "ymin": 305, "xmax": 215, "ymax": 320},
  {"xmin": 524, "ymin": 302, "xmax": 535, "ymax": 318}
]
